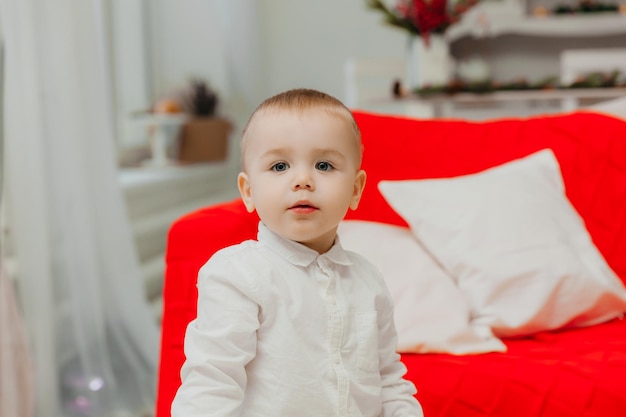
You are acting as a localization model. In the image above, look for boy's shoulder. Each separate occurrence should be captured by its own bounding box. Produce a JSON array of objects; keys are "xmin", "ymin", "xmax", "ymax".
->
[
  {"xmin": 206, "ymin": 239, "xmax": 261, "ymax": 265},
  {"xmin": 197, "ymin": 239, "xmax": 265, "ymax": 287},
  {"xmin": 201, "ymin": 238, "xmax": 282, "ymax": 274}
]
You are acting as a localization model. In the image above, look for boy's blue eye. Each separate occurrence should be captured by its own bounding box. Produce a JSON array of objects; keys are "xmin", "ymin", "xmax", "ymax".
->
[
  {"xmin": 316, "ymin": 161, "xmax": 333, "ymax": 171},
  {"xmin": 271, "ymin": 162, "xmax": 289, "ymax": 172}
]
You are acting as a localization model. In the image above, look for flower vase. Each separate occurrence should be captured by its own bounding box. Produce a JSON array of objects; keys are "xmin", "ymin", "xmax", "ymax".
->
[{"xmin": 405, "ymin": 35, "xmax": 453, "ymax": 91}]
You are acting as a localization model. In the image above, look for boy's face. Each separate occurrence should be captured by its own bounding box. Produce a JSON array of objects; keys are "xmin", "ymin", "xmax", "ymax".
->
[{"xmin": 238, "ymin": 108, "xmax": 366, "ymax": 254}]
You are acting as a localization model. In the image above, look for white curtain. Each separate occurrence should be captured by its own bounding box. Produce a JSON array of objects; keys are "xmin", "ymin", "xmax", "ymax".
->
[{"xmin": 0, "ymin": 1, "xmax": 160, "ymax": 417}]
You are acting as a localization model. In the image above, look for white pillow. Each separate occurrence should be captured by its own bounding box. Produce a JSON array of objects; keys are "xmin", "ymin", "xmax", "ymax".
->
[
  {"xmin": 338, "ymin": 220, "xmax": 506, "ymax": 354},
  {"xmin": 378, "ymin": 149, "xmax": 626, "ymax": 338}
]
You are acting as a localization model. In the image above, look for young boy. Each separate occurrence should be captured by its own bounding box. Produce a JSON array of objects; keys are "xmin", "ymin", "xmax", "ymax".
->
[{"xmin": 172, "ymin": 88, "xmax": 424, "ymax": 417}]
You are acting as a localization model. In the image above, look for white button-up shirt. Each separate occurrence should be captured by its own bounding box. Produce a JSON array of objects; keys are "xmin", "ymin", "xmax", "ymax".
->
[{"xmin": 172, "ymin": 222, "xmax": 423, "ymax": 417}]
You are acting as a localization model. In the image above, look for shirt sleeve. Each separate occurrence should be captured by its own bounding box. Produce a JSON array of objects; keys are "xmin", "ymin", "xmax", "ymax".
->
[
  {"xmin": 171, "ymin": 251, "xmax": 261, "ymax": 417},
  {"xmin": 376, "ymin": 276, "xmax": 425, "ymax": 417}
]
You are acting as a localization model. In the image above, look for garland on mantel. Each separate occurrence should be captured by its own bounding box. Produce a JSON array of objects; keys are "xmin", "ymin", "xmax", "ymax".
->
[
  {"xmin": 402, "ymin": 70, "xmax": 626, "ymax": 97},
  {"xmin": 552, "ymin": 0, "xmax": 619, "ymax": 14}
]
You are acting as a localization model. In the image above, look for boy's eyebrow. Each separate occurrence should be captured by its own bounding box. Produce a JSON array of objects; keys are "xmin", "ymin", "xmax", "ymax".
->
[
  {"xmin": 259, "ymin": 149, "xmax": 287, "ymax": 160},
  {"xmin": 259, "ymin": 148, "xmax": 347, "ymax": 160},
  {"xmin": 316, "ymin": 149, "xmax": 346, "ymax": 160}
]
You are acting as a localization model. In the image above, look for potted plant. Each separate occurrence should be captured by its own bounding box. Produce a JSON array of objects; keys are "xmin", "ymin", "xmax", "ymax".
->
[
  {"xmin": 177, "ymin": 79, "xmax": 232, "ymax": 163},
  {"xmin": 365, "ymin": 0, "xmax": 478, "ymax": 90}
]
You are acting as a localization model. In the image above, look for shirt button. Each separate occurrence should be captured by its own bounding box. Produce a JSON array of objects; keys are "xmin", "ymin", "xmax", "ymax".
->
[{"xmin": 333, "ymin": 353, "xmax": 341, "ymax": 364}]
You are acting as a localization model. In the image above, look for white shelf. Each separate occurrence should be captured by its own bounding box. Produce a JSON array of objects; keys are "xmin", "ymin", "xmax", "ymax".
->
[
  {"xmin": 417, "ymin": 87, "xmax": 626, "ymax": 104},
  {"xmin": 368, "ymin": 88, "xmax": 626, "ymax": 118},
  {"xmin": 446, "ymin": 8, "xmax": 626, "ymax": 41}
]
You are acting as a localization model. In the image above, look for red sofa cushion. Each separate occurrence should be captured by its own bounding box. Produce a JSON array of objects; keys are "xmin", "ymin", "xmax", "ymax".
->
[
  {"xmin": 156, "ymin": 110, "xmax": 626, "ymax": 417},
  {"xmin": 403, "ymin": 318, "xmax": 626, "ymax": 417}
]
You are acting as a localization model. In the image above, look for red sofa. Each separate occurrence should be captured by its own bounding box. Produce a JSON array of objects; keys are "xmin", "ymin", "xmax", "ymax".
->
[{"xmin": 156, "ymin": 110, "xmax": 626, "ymax": 417}]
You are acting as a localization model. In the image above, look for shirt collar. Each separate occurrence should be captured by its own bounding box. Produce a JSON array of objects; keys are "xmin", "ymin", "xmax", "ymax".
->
[{"xmin": 257, "ymin": 222, "xmax": 352, "ymax": 268}]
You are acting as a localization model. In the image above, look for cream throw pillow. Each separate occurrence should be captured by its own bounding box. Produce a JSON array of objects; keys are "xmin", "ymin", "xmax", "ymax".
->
[
  {"xmin": 378, "ymin": 149, "xmax": 626, "ymax": 338},
  {"xmin": 338, "ymin": 220, "xmax": 506, "ymax": 354}
]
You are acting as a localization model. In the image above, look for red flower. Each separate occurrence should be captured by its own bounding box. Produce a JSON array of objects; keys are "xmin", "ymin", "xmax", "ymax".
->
[
  {"xmin": 366, "ymin": 0, "xmax": 478, "ymax": 46},
  {"xmin": 413, "ymin": 0, "xmax": 450, "ymax": 45}
]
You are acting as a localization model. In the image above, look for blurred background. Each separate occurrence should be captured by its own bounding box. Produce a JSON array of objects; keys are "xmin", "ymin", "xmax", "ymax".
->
[{"xmin": 1, "ymin": 0, "xmax": 624, "ymax": 416}]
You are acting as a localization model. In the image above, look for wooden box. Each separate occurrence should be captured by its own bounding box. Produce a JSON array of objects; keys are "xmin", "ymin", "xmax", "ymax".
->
[{"xmin": 177, "ymin": 117, "xmax": 232, "ymax": 163}]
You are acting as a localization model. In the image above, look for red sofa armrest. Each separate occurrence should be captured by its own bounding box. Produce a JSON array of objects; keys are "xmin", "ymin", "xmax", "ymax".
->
[{"xmin": 155, "ymin": 198, "xmax": 258, "ymax": 417}]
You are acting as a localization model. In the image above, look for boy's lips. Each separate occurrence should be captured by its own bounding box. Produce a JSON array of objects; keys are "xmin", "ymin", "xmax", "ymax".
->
[{"xmin": 288, "ymin": 201, "xmax": 318, "ymax": 213}]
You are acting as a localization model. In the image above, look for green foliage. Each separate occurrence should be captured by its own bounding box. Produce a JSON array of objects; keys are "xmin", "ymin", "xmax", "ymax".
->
[
  {"xmin": 553, "ymin": 0, "xmax": 618, "ymax": 14},
  {"xmin": 365, "ymin": 0, "xmax": 422, "ymax": 36},
  {"xmin": 414, "ymin": 71, "xmax": 625, "ymax": 96}
]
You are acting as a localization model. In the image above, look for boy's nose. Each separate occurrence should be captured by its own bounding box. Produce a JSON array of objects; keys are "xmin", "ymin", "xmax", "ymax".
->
[{"xmin": 293, "ymin": 170, "xmax": 314, "ymax": 190}]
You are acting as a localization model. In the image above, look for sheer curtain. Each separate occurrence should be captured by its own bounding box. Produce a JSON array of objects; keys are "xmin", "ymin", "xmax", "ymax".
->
[{"xmin": 0, "ymin": 1, "xmax": 160, "ymax": 417}]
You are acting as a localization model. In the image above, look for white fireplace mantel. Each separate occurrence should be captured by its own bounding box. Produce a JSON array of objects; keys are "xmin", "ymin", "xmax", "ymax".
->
[{"xmin": 446, "ymin": 2, "xmax": 626, "ymax": 41}]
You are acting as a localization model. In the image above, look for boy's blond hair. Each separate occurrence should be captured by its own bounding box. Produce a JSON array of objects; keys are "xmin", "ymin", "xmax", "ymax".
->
[{"xmin": 241, "ymin": 88, "xmax": 362, "ymax": 169}]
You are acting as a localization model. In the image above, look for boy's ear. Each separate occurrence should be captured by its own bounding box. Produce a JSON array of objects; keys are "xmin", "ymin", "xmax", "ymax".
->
[
  {"xmin": 237, "ymin": 172, "xmax": 255, "ymax": 213},
  {"xmin": 349, "ymin": 170, "xmax": 367, "ymax": 210}
]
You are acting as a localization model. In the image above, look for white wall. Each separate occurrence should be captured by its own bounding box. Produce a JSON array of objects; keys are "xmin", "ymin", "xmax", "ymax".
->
[
  {"xmin": 148, "ymin": 0, "xmax": 233, "ymax": 103},
  {"xmin": 109, "ymin": 0, "xmax": 152, "ymax": 147},
  {"xmin": 257, "ymin": 0, "xmax": 407, "ymax": 103},
  {"xmin": 146, "ymin": 0, "xmax": 409, "ymax": 110}
]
